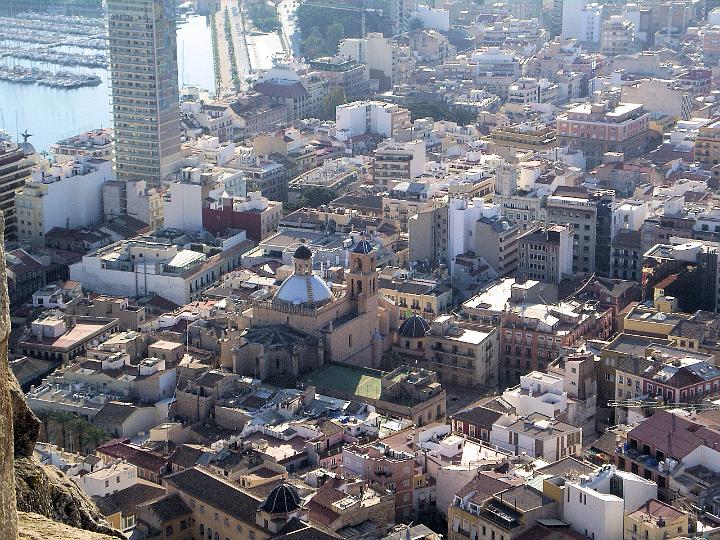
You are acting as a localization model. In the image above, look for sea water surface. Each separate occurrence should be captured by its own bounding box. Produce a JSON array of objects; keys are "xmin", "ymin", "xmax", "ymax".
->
[{"xmin": 0, "ymin": 14, "xmax": 215, "ymax": 153}]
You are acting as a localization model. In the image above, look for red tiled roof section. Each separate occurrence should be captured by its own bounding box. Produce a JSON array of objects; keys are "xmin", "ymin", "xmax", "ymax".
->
[
  {"xmin": 307, "ymin": 484, "xmax": 345, "ymax": 526},
  {"xmin": 627, "ymin": 498, "xmax": 686, "ymax": 522},
  {"xmin": 627, "ymin": 410, "xmax": 720, "ymax": 460},
  {"xmin": 456, "ymin": 471, "xmax": 523, "ymax": 506},
  {"xmin": 97, "ymin": 441, "xmax": 168, "ymax": 472}
]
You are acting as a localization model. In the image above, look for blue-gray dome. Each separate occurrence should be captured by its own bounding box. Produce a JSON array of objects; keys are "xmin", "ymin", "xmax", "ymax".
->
[
  {"xmin": 259, "ymin": 483, "xmax": 302, "ymax": 514},
  {"xmin": 351, "ymin": 240, "xmax": 373, "ymax": 254},
  {"xmin": 274, "ymin": 274, "xmax": 333, "ymax": 306},
  {"xmin": 398, "ymin": 315, "xmax": 430, "ymax": 338}
]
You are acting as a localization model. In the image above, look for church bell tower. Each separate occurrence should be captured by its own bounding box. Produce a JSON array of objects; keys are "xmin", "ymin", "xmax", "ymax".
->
[{"xmin": 347, "ymin": 239, "xmax": 377, "ymax": 313}]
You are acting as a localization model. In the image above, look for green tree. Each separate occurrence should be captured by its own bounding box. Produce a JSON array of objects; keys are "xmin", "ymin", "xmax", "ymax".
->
[
  {"xmin": 249, "ymin": 4, "xmax": 280, "ymax": 32},
  {"xmin": 406, "ymin": 102, "xmax": 477, "ymax": 125},
  {"xmin": 85, "ymin": 426, "xmax": 111, "ymax": 452},
  {"xmin": 50, "ymin": 411, "xmax": 75, "ymax": 449},
  {"xmin": 325, "ymin": 22, "xmax": 345, "ymax": 49},
  {"xmin": 68, "ymin": 417, "xmax": 90, "ymax": 454},
  {"xmin": 299, "ymin": 186, "xmax": 338, "ymax": 208},
  {"xmin": 319, "ymin": 87, "xmax": 347, "ymax": 120},
  {"xmin": 301, "ymin": 27, "xmax": 327, "ymax": 60}
]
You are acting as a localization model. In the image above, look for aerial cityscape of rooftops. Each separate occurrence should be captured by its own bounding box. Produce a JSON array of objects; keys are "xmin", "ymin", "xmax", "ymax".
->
[{"xmin": 9, "ymin": 0, "xmax": 720, "ymax": 537}]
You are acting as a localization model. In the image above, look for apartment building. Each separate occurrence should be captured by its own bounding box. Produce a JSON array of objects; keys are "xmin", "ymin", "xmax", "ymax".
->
[
  {"xmin": 17, "ymin": 313, "xmax": 120, "ymax": 363},
  {"xmin": 500, "ymin": 281, "xmax": 613, "ymax": 384},
  {"xmin": 556, "ymin": 99, "xmax": 650, "ymax": 168},
  {"xmin": 695, "ymin": 118, "xmax": 720, "ymax": 167},
  {"xmin": 339, "ymin": 33, "xmax": 414, "ymax": 89},
  {"xmin": 408, "ymin": 204, "xmax": 449, "ymax": 269},
  {"xmin": 307, "ymin": 56, "xmax": 369, "ymax": 99},
  {"xmin": 371, "ymin": 140, "xmax": 426, "ymax": 189},
  {"xmin": 516, "ymin": 224, "xmax": 573, "ymax": 284},
  {"xmin": 546, "ymin": 188, "xmax": 614, "ymax": 276},
  {"xmin": 342, "ymin": 441, "xmax": 416, "ymax": 519},
  {"xmin": 108, "ymin": 0, "xmax": 182, "ymax": 183},
  {"xmin": 563, "ymin": 465, "xmax": 657, "ymax": 540},
  {"xmin": 392, "ymin": 314, "xmax": 499, "ymax": 388},
  {"xmin": 69, "ymin": 236, "xmax": 252, "ymax": 306},
  {"xmin": 489, "ymin": 123, "xmax": 558, "ymax": 156},
  {"xmin": 336, "ymin": 100, "xmax": 411, "ymax": 140},
  {"xmin": 379, "ymin": 269, "xmax": 452, "ymax": 316},
  {"xmin": 16, "ymin": 157, "xmax": 112, "ymax": 247},
  {"xmin": 600, "ymin": 16, "xmax": 635, "ymax": 56},
  {"xmin": 490, "ymin": 412, "xmax": 582, "ymax": 461},
  {"xmin": 447, "ymin": 472, "xmax": 523, "ymax": 540},
  {"xmin": 0, "ymin": 141, "xmax": 33, "ymax": 240}
]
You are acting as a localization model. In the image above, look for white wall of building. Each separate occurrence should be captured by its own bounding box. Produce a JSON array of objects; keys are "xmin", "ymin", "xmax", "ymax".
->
[
  {"xmin": 339, "ymin": 33, "xmax": 395, "ymax": 80},
  {"xmin": 447, "ymin": 197, "xmax": 501, "ymax": 267},
  {"xmin": 36, "ymin": 159, "xmax": 112, "ymax": 232},
  {"xmin": 563, "ymin": 468, "xmax": 657, "ymax": 540},
  {"xmin": 73, "ymin": 461, "xmax": 138, "ymax": 497},
  {"xmin": 502, "ymin": 373, "xmax": 569, "ymax": 418},
  {"xmin": 70, "ymin": 258, "xmax": 190, "ymax": 306},
  {"xmin": 416, "ymin": 5, "xmax": 450, "ymax": 31},
  {"xmin": 164, "ymin": 182, "xmax": 204, "ymax": 231}
]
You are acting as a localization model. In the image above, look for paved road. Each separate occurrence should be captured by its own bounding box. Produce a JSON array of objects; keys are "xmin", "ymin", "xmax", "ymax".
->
[{"xmin": 277, "ymin": 0, "xmax": 301, "ymax": 59}]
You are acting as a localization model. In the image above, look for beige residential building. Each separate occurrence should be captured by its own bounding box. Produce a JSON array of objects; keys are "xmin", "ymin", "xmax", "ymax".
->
[
  {"xmin": 393, "ymin": 314, "xmax": 499, "ymax": 388},
  {"xmin": 372, "ymin": 140, "xmax": 426, "ymax": 189},
  {"xmin": 379, "ymin": 267, "xmax": 452, "ymax": 316},
  {"xmin": 516, "ymin": 223, "xmax": 574, "ymax": 284},
  {"xmin": 339, "ymin": 32, "xmax": 414, "ymax": 89},
  {"xmin": 16, "ymin": 158, "xmax": 112, "ymax": 247},
  {"xmin": 600, "ymin": 16, "xmax": 635, "ymax": 56},
  {"xmin": 0, "ymin": 141, "xmax": 33, "ymax": 241}
]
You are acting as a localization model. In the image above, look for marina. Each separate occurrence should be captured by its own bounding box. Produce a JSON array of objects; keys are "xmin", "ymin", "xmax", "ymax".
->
[
  {"xmin": 0, "ymin": 12, "xmax": 216, "ymax": 152},
  {"xmin": 0, "ymin": 65, "xmax": 102, "ymax": 88}
]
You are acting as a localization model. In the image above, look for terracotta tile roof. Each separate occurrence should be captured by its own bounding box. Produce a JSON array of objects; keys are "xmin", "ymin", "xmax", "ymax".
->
[
  {"xmin": 627, "ymin": 498, "xmax": 686, "ymax": 523},
  {"xmin": 456, "ymin": 471, "xmax": 522, "ymax": 505},
  {"xmin": 627, "ymin": 410, "xmax": 720, "ymax": 460},
  {"xmin": 97, "ymin": 441, "xmax": 168, "ymax": 473}
]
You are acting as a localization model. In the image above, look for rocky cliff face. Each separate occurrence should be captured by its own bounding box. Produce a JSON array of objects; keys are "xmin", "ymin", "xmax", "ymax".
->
[
  {"xmin": 0, "ymin": 212, "xmax": 18, "ymax": 540},
  {"xmin": 19, "ymin": 512, "xmax": 120, "ymax": 540},
  {"xmin": 0, "ymin": 210, "xmax": 124, "ymax": 540}
]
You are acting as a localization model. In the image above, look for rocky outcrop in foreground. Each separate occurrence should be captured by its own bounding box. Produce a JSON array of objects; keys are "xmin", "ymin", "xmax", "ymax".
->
[
  {"xmin": 0, "ymin": 210, "xmax": 17, "ymax": 539},
  {"xmin": 15, "ymin": 457, "xmax": 125, "ymax": 538},
  {"xmin": 19, "ymin": 512, "xmax": 120, "ymax": 540},
  {"xmin": 9, "ymin": 332, "xmax": 122, "ymax": 537},
  {"xmin": 0, "ymin": 206, "xmax": 124, "ymax": 539}
]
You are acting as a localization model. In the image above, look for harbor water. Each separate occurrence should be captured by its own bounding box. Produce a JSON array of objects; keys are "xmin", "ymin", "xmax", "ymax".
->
[{"xmin": 0, "ymin": 14, "xmax": 216, "ymax": 153}]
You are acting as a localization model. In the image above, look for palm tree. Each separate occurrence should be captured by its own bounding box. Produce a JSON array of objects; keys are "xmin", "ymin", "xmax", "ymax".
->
[
  {"xmin": 68, "ymin": 417, "xmax": 90, "ymax": 454},
  {"xmin": 85, "ymin": 426, "xmax": 110, "ymax": 453},
  {"xmin": 49, "ymin": 411, "xmax": 75, "ymax": 449}
]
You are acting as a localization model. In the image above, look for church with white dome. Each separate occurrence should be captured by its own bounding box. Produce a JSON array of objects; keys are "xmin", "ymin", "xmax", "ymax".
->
[{"xmin": 232, "ymin": 239, "xmax": 398, "ymax": 382}]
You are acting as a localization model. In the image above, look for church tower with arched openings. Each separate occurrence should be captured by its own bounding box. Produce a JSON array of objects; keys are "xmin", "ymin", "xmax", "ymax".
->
[{"xmin": 346, "ymin": 239, "xmax": 378, "ymax": 314}]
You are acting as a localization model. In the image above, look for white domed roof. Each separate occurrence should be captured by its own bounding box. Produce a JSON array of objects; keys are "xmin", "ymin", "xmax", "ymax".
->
[{"xmin": 274, "ymin": 274, "xmax": 333, "ymax": 306}]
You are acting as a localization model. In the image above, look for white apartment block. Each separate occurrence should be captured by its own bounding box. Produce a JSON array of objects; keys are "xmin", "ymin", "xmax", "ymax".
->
[
  {"xmin": 335, "ymin": 101, "xmax": 410, "ymax": 140},
  {"xmin": 447, "ymin": 197, "xmax": 502, "ymax": 268},
  {"xmin": 70, "ymin": 236, "xmax": 248, "ymax": 305},
  {"xmin": 490, "ymin": 412, "xmax": 582, "ymax": 461},
  {"xmin": 73, "ymin": 460, "xmax": 139, "ymax": 497},
  {"xmin": 339, "ymin": 33, "xmax": 413, "ymax": 88},
  {"xmin": 563, "ymin": 465, "xmax": 657, "ymax": 540},
  {"xmin": 16, "ymin": 157, "xmax": 112, "ymax": 247}
]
